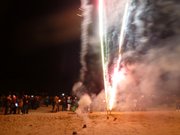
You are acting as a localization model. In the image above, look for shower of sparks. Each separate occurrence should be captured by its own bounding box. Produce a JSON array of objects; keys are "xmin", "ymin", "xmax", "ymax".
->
[
  {"xmin": 109, "ymin": 1, "xmax": 129, "ymax": 110},
  {"xmin": 99, "ymin": 0, "xmax": 129, "ymax": 111}
]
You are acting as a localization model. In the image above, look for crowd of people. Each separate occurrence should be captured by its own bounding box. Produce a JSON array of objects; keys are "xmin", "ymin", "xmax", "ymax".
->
[
  {"xmin": 51, "ymin": 96, "xmax": 78, "ymax": 112},
  {"xmin": 0, "ymin": 94, "xmax": 79, "ymax": 115},
  {"xmin": 0, "ymin": 94, "xmax": 40, "ymax": 115},
  {"xmin": 1, "ymin": 93, "xmax": 179, "ymax": 114}
]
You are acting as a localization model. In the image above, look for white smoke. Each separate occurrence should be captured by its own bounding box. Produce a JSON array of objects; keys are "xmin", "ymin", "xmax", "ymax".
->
[
  {"xmin": 105, "ymin": 0, "xmax": 127, "ymax": 29},
  {"xmin": 80, "ymin": 0, "xmax": 93, "ymax": 81},
  {"xmin": 76, "ymin": 94, "xmax": 92, "ymax": 114},
  {"xmin": 100, "ymin": 0, "xmax": 180, "ymax": 110},
  {"xmin": 115, "ymin": 43, "xmax": 180, "ymax": 110},
  {"xmin": 75, "ymin": 0, "xmax": 180, "ymax": 112},
  {"xmin": 75, "ymin": 94, "xmax": 92, "ymax": 124}
]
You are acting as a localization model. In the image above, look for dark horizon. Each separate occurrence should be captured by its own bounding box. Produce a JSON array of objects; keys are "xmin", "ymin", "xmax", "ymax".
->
[{"xmin": 0, "ymin": 0, "xmax": 82, "ymax": 95}]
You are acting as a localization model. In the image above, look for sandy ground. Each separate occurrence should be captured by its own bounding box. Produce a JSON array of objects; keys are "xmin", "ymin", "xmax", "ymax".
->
[{"xmin": 0, "ymin": 107, "xmax": 180, "ymax": 135}]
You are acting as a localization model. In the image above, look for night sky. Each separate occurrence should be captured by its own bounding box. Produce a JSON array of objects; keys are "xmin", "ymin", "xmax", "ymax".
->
[{"xmin": 0, "ymin": 0, "xmax": 81, "ymax": 95}]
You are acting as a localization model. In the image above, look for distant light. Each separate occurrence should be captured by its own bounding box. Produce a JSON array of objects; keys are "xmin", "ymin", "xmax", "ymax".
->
[
  {"xmin": 31, "ymin": 95, "xmax": 34, "ymax": 98},
  {"xmin": 62, "ymin": 93, "xmax": 65, "ymax": 96},
  {"xmin": 15, "ymin": 103, "xmax": 18, "ymax": 107}
]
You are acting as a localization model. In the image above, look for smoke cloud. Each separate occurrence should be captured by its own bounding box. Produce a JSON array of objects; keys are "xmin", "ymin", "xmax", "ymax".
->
[
  {"xmin": 113, "ymin": 0, "xmax": 180, "ymax": 110},
  {"xmin": 78, "ymin": 0, "xmax": 103, "ymax": 94},
  {"xmin": 74, "ymin": 0, "xmax": 180, "ymax": 112}
]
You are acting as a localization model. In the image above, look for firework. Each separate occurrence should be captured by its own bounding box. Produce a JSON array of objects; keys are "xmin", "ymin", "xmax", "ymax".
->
[{"xmin": 98, "ymin": 0, "xmax": 129, "ymax": 113}]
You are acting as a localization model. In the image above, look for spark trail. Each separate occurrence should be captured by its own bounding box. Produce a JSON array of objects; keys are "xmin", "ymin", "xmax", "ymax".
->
[{"xmin": 98, "ymin": 0, "xmax": 109, "ymax": 110}]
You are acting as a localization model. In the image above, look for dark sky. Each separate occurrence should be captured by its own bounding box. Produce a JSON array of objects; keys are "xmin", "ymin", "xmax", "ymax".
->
[{"xmin": 0, "ymin": 0, "xmax": 81, "ymax": 95}]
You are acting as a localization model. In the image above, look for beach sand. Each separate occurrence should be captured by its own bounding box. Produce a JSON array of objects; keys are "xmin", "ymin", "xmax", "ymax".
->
[{"xmin": 0, "ymin": 107, "xmax": 180, "ymax": 135}]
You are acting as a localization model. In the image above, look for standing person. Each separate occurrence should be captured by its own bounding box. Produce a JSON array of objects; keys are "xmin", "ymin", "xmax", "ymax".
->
[
  {"xmin": 30, "ymin": 95, "xmax": 35, "ymax": 109},
  {"xmin": 34, "ymin": 96, "xmax": 39, "ymax": 109},
  {"xmin": 52, "ymin": 96, "xmax": 59, "ymax": 112},
  {"xmin": 1, "ymin": 95, "xmax": 6, "ymax": 114},
  {"xmin": 57, "ymin": 97, "xmax": 61, "ymax": 112},
  {"xmin": 22, "ymin": 95, "xmax": 29, "ymax": 114},
  {"xmin": 62, "ymin": 97, "xmax": 67, "ymax": 111},
  {"xmin": 71, "ymin": 96, "xmax": 78, "ymax": 112},
  {"xmin": 67, "ymin": 96, "xmax": 72, "ymax": 111},
  {"xmin": 44, "ymin": 96, "xmax": 49, "ymax": 107},
  {"xmin": 0, "ymin": 96, "xmax": 2, "ymax": 112},
  {"xmin": 54, "ymin": 96, "xmax": 59, "ymax": 112},
  {"xmin": 17, "ymin": 96, "xmax": 23, "ymax": 114},
  {"xmin": 4, "ymin": 95, "xmax": 11, "ymax": 115},
  {"xmin": 10, "ymin": 95, "xmax": 17, "ymax": 114},
  {"xmin": 52, "ymin": 96, "xmax": 55, "ymax": 112}
]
